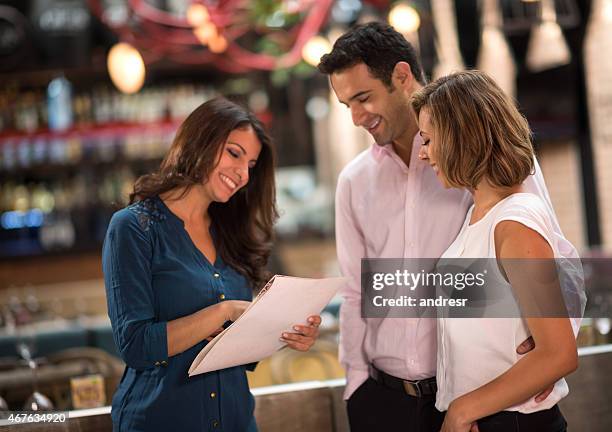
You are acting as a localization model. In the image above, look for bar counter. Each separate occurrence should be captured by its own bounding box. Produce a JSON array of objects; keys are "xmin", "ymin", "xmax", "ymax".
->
[{"xmin": 0, "ymin": 344, "xmax": 611, "ymax": 432}]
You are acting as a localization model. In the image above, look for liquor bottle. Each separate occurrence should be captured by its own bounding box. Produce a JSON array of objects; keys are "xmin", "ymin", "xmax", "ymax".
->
[{"xmin": 47, "ymin": 77, "xmax": 74, "ymax": 132}]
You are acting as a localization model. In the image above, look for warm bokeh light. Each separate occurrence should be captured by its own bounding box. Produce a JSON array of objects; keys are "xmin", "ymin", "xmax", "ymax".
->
[
  {"xmin": 388, "ymin": 3, "xmax": 421, "ymax": 34},
  {"xmin": 107, "ymin": 42, "xmax": 146, "ymax": 94},
  {"xmin": 604, "ymin": 0, "xmax": 612, "ymax": 21},
  {"xmin": 186, "ymin": 3, "xmax": 210, "ymax": 27},
  {"xmin": 194, "ymin": 21, "xmax": 218, "ymax": 46},
  {"xmin": 208, "ymin": 34, "xmax": 228, "ymax": 54},
  {"xmin": 302, "ymin": 35, "xmax": 332, "ymax": 66}
]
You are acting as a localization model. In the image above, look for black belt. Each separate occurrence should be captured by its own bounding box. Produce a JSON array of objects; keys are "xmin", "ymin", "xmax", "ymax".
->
[{"xmin": 370, "ymin": 365, "xmax": 437, "ymax": 398}]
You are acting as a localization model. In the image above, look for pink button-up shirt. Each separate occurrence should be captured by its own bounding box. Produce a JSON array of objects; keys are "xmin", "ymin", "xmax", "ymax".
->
[
  {"xmin": 335, "ymin": 134, "xmax": 579, "ymax": 400},
  {"xmin": 335, "ymin": 135, "xmax": 471, "ymax": 399}
]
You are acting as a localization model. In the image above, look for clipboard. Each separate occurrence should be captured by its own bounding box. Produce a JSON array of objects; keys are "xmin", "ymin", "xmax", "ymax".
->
[{"xmin": 188, "ymin": 275, "xmax": 348, "ymax": 376}]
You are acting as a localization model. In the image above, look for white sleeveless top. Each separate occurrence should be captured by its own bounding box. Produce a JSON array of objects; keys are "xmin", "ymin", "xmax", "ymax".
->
[{"xmin": 435, "ymin": 193, "xmax": 570, "ymax": 413}]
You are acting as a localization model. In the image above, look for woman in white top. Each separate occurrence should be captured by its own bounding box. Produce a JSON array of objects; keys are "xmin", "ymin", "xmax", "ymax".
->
[{"xmin": 411, "ymin": 70, "xmax": 577, "ymax": 432}]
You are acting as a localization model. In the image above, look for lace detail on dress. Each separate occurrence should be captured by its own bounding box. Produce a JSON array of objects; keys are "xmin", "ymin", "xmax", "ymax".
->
[{"xmin": 128, "ymin": 198, "xmax": 167, "ymax": 231}]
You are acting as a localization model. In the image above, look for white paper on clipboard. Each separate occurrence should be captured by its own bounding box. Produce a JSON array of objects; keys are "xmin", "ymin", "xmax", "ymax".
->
[{"xmin": 188, "ymin": 275, "xmax": 348, "ymax": 376}]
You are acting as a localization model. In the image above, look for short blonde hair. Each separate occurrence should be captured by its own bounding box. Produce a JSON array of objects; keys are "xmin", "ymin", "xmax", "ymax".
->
[{"xmin": 411, "ymin": 70, "xmax": 534, "ymax": 189}]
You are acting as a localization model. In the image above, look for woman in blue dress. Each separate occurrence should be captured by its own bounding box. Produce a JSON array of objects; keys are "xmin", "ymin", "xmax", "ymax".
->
[{"xmin": 102, "ymin": 97, "xmax": 321, "ymax": 431}]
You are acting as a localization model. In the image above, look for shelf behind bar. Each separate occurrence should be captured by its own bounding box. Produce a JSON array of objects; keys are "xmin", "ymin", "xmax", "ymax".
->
[{"xmin": 0, "ymin": 119, "xmax": 183, "ymax": 145}]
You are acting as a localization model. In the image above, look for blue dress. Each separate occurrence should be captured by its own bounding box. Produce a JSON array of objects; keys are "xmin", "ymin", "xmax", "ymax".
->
[{"xmin": 102, "ymin": 196, "xmax": 258, "ymax": 432}]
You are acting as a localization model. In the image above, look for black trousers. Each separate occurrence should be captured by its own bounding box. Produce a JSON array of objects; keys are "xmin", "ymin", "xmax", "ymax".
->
[
  {"xmin": 346, "ymin": 377, "xmax": 444, "ymax": 432},
  {"xmin": 475, "ymin": 405, "xmax": 567, "ymax": 432}
]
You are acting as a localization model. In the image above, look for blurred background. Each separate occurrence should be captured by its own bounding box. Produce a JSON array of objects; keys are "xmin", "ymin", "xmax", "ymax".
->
[{"xmin": 0, "ymin": 0, "xmax": 611, "ymax": 418}]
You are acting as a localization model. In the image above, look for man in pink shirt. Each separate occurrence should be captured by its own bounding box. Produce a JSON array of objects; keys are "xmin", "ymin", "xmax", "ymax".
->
[{"xmin": 317, "ymin": 22, "xmax": 575, "ymax": 432}]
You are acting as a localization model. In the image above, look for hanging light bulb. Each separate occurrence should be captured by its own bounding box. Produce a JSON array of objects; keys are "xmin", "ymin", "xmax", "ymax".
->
[
  {"xmin": 526, "ymin": 0, "xmax": 571, "ymax": 72},
  {"xmin": 186, "ymin": 3, "xmax": 209, "ymax": 27},
  {"xmin": 388, "ymin": 3, "xmax": 421, "ymax": 34},
  {"xmin": 208, "ymin": 33, "xmax": 228, "ymax": 53},
  {"xmin": 194, "ymin": 21, "xmax": 217, "ymax": 46},
  {"xmin": 107, "ymin": 42, "xmax": 146, "ymax": 94},
  {"xmin": 539, "ymin": 20, "xmax": 563, "ymax": 38},
  {"xmin": 302, "ymin": 35, "xmax": 332, "ymax": 66}
]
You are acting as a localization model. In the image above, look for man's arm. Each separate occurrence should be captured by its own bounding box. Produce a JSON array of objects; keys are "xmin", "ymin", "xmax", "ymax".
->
[{"xmin": 335, "ymin": 174, "xmax": 370, "ymax": 400}]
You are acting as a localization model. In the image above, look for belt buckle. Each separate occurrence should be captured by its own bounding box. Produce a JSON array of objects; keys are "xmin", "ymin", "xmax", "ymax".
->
[{"xmin": 402, "ymin": 380, "xmax": 422, "ymax": 397}]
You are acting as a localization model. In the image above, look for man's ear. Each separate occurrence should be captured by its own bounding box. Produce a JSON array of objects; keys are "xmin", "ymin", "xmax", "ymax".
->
[{"xmin": 392, "ymin": 61, "xmax": 415, "ymax": 92}]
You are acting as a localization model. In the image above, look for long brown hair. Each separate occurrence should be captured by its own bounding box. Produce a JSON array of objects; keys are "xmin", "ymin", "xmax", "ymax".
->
[{"xmin": 130, "ymin": 97, "xmax": 278, "ymax": 289}]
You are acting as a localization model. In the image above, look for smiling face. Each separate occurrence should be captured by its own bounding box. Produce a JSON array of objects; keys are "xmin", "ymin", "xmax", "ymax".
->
[
  {"xmin": 330, "ymin": 62, "xmax": 414, "ymax": 147},
  {"xmin": 418, "ymin": 107, "xmax": 450, "ymax": 188},
  {"xmin": 204, "ymin": 126, "xmax": 261, "ymax": 203}
]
